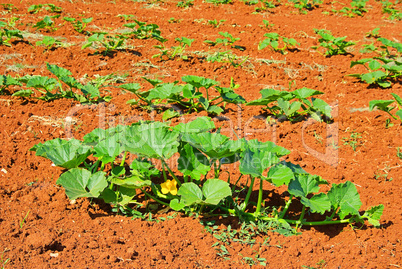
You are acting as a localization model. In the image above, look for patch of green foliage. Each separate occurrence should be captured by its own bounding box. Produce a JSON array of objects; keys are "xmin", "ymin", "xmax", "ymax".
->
[
  {"xmin": 258, "ymin": 32, "xmax": 299, "ymax": 54},
  {"xmin": 312, "ymin": 29, "xmax": 356, "ymax": 56},
  {"xmin": 32, "ymin": 117, "xmax": 384, "ymax": 235}
]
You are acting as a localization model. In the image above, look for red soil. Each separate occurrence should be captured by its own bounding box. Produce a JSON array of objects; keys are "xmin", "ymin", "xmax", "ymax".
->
[{"xmin": 0, "ymin": 0, "xmax": 401, "ymax": 267}]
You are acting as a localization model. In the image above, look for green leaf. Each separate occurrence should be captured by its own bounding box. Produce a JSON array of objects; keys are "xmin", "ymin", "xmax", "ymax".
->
[
  {"xmin": 368, "ymin": 60, "xmax": 382, "ymax": 70},
  {"xmin": 130, "ymin": 158, "xmax": 160, "ymax": 179},
  {"xmin": 46, "ymin": 63, "xmax": 72, "ymax": 78},
  {"xmin": 288, "ymin": 174, "xmax": 324, "ymax": 197},
  {"xmin": 292, "ymin": 87, "xmax": 323, "ymax": 99},
  {"xmin": 122, "ymin": 122, "xmax": 179, "ymax": 159},
  {"xmin": 170, "ymin": 199, "xmax": 186, "ymax": 211},
  {"xmin": 146, "ymin": 83, "xmax": 183, "ymax": 101},
  {"xmin": 300, "ymin": 193, "xmax": 331, "ymax": 214},
  {"xmin": 182, "ymin": 75, "xmax": 219, "ymax": 89},
  {"xmin": 327, "ymin": 181, "xmax": 362, "ymax": 219},
  {"xmin": 362, "ymin": 204, "xmax": 384, "ymax": 227},
  {"xmin": 162, "ymin": 108, "xmax": 180, "ymax": 120},
  {"xmin": 26, "ymin": 76, "xmax": 58, "ymax": 91},
  {"xmin": 396, "ymin": 110, "xmax": 402, "ymax": 121},
  {"xmin": 361, "ymin": 71, "xmax": 387, "ymax": 84},
  {"xmin": 181, "ymin": 132, "xmax": 241, "ymax": 160},
  {"xmin": 110, "ymin": 172, "xmax": 151, "ymax": 189},
  {"xmin": 12, "ymin": 90, "xmax": 34, "ymax": 97},
  {"xmin": 56, "ymin": 168, "xmax": 108, "ymax": 200},
  {"xmin": 119, "ymin": 83, "xmax": 141, "ymax": 93},
  {"xmin": 117, "ymin": 186, "xmax": 138, "ymax": 206},
  {"xmin": 312, "ymin": 98, "xmax": 332, "ymax": 118},
  {"xmin": 178, "ymin": 143, "xmax": 210, "ymax": 181},
  {"xmin": 33, "ymin": 138, "xmax": 92, "ymax": 169},
  {"xmin": 177, "ymin": 182, "xmax": 203, "ymax": 206},
  {"xmin": 240, "ymin": 146, "xmax": 279, "ymax": 178},
  {"xmin": 81, "ymin": 84, "xmax": 100, "ymax": 98},
  {"xmin": 369, "ymin": 100, "xmax": 395, "ymax": 112},
  {"xmin": 202, "ymin": 179, "xmax": 231, "ymax": 205},
  {"xmin": 267, "ymin": 163, "xmax": 294, "ymax": 186},
  {"xmin": 207, "ymin": 105, "xmax": 224, "ymax": 115},
  {"xmin": 173, "ymin": 116, "xmax": 215, "ymax": 133},
  {"xmin": 93, "ymin": 134, "xmax": 125, "ymax": 164},
  {"xmin": 391, "ymin": 93, "xmax": 402, "ymax": 107}
]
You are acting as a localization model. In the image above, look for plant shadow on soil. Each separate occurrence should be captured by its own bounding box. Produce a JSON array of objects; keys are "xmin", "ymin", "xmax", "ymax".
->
[{"xmin": 88, "ymin": 49, "xmax": 142, "ymax": 58}]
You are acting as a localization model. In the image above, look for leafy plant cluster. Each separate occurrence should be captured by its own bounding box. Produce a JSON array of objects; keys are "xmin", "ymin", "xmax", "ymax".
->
[
  {"xmin": 119, "ymin": 75, "xmax": 245, "ymax": 119},
  {"xmin": 312, "ymin": 29, "xmax": 356, "ymax": 56},
  {"xmin": 152, "ymin": 36, "xmax": 194, "ymax": 61},
  {"xmin": 331, "ymin": 0, "xmax": 369, "ymax": 17},
  {"xmin": 349, "ymin": 38, "xmax": 402, "ymax": 88},
  {"xmin": 381, "ymin": 0, "xmax": 402, "ymax": 21},
  {"xmin": 246, "ymin": 87, "xmax": 332, "ymax": 122},
  {"xmin": 31, "ymin": 116, "xmax": 383, "ymax": 235},
  {"xmin": 28, "ymin": 4, "xmax": 62, "ymax": 14},
  {"xmin": 1, "ymin": 63, "xmax": 111, "ymax": 103},
  {"xmin": 258, "ymin": 32, "xmax": 299, "ymax": 54},
  {"xmin": 33, "ymin": 15, "xmax": 61, "ymax": 32},
  {"xmin": 82, "ymin": 20, "xmax": 164, "ymax": 55},
  {"xmin": 0, "ymin": 19, "xmax": 24, "ymax": 46},
  {"xmin": 288, "ymin": 0, "xmax": 322, "ymax": 14},
  {"xmin": 369, "ymin": 93, "xmax": 402, "ymax": 122}
]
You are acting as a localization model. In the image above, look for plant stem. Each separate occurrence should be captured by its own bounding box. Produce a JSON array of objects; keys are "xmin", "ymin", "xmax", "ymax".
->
[
  {"xmin": 242, "ymin": 176, "xmax": 255, "ymax": 211},
  {"xmin": 296, "ymin": 205, "xmax": 306, "ymax": 228},
  {"xmin": 254, "ymin": 179, "xmax": 263, "ymax": 217},
  {"xmin": 140, "ymin": 189, "xmax": 169, "ymax": 206},
  {"xmin": 120, "ymin": 151, "xmax": 128, "ymax": 166},
  {"xmin": 279, "ymin": 194, "xmax": 294, "ymax": 219},
  {"xmin": 162, "ymin": 159, "xmax": 181, "ymax": 187}
]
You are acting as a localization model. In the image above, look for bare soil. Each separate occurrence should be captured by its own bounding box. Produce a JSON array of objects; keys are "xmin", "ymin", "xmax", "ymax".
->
[{"xmin": 0, "ymin": 0, "xmax": 401, "ymax": 268}]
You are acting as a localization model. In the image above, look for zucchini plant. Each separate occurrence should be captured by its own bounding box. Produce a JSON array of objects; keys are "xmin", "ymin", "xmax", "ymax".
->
[
  {"xmin": 31, "ymin": 117, "xmax": 383, "ymax": 235},
  {"xmin": 119, "ymin": 75, "xmax": 246, "ymax": 119},
  {"xmin": 246, "ymin": 87, "xmax": 332, "ymax": 122},
  {"xmin": 369, "ymin": 93, "xmax": 402, "ymax": 122}
]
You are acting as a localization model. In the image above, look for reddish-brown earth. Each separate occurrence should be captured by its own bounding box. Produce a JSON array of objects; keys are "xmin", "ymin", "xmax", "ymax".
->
[{"xmin": 0, "ymin": 0, "xmax": 401, "ymax": 267}]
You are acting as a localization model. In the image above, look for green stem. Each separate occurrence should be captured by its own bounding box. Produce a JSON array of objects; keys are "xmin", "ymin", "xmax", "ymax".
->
[
  {"xmin": 161, "ymin": 161, "xmax": 168, "ymax": 182},
  {"xmin": 284, "ymin": 218, "xmax": 353, "ymax": 226},
  {"xmin": 140, "ymin": 189, "xmax": 169, "ymax": 206},
  {"xmin": 296, "ymin": 205, "xmax": 306, "ymax": 228},
  {"xmin": 254, "ymin": 179, "xmax": 263, "ymax": 217},
  {"xmin": 242, "ymin": 176, "xmax": 255, "ymax": 211},
  {"xmin": 162, "ymin": 159, "xmax": 181, "ymax": 187},
  {"xmin": 213, "ymin": 161, "xmax": 219, "ymax": 178},
  {"xmin": 120, "ymin": 151, "xmax": 127, "ymax": 166},
  {"xmin": 279, "ymin": 194, "xmax": 294, "ymax": 219}
]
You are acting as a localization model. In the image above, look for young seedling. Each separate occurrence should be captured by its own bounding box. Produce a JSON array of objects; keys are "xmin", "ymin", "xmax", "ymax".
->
[
  {"xmin": 289, "ymin": 0, "xmax": 322, "ymax": 14},
  {"xmin": 253, "ymin": 0, "xmax": 278, "ymax": 12},
  {"xmin": 369, "ymin": 93, "xmax": 402, "ymax": 122},
  {"xmin": 207, "ymin": 19, "xmax": 225, "ymax": 28},
  {"xmin": 123, "ymin": 20, "xmax": 163, "ymax": 41},
  {"xmin": 82, "ymin": 32, "xmax": 127, "ymax": 55},
  {"xmin": 177, "ymin": 0, "xmax": 194, "ymax": 7},
  {"xmin": 205, "ymin": 0, "xmax": 233, "ymax": 5},
  {"xmin": 28, "ymin": 4, "xmax": 62, "ymax": 14},
  {"xmin": 63, "ymin": 17, "xmax": 93, "ymax": 35},
  {"xmin": 0, "ymin": 21, "xmax": 24, "ymax": 46},
  {"xmin": 19, "ymin": 210, "xmax": 30, "ymax": 229},
  {"xmin": 204, "ymin": 31, "xmax": 243, "ymax": 51},
  {"xmin": 342, "ymin": 129, "xmax": 364, "ymax": 151},
  {"xmin": 153, "ymin": 37, "xmax": 194, "ymax": 61},
  {"xmin": 312, "ymin": 29, "xmax": 356, "ymax": 56},
  {"xmin": 332, "ymin": 0, "xmax": 368, "ymax": 17},
  {"xmin": 33, "ymin": 15, "xmax": 61, "ymax": 32},
  {"xmin": 36, "ymin": 36, "xmax": 65, "ymax": 51},
  {"xmin": 258, "ymin": 32, "xmax": 299, "ymax": 54}
]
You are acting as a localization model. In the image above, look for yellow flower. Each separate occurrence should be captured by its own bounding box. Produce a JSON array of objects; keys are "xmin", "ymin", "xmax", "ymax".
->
[{"xmin": 161, "ymin": 179, "xmax": 178, "ymax": 195}]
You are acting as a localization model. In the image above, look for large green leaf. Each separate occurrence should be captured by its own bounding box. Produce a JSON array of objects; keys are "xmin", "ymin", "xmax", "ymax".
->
[
  {"xmin": 178, "ymin": 143, "xmax": 210, "ymax": 181},
  {"xmin": 26, "ymin": 76, "xmax": 59, "ymax": 91},
  {"xmin": 202, "ymin": 179, "xmax": 232, "ymax": 205},
  {"xmin": 47, "ymin": 62, "xmax": 72, "ymax": 78},
  {"xmin": 182, "ymin": 75, "xmax": 219, "ymax": 89},
  {"xmin": 288, "ymin": 174, "xmax": 325, "ymax": 198},
  {"xmin": 57, "ymin": 168, "xmax": 108, "ymax": 200},
  {"xmin": 240, "ymin": 147, "xmax": 279, "ymax": 178},
  {"xmin": 122, "ymin": 122, "xmax": 179, "ymax": 159},
  {"xmin": 146, "ymin": 83, "xmax": 183, "ymax": 101},
  {"xmin": 181, "ymin": 132, "xmax": 241, "ymax": 160},
  {"xmin": 32, "ymin": 138, "xmax": 92, "ymax": 169},
  {"xmin": 369, "ymin": 100, "xmax": 395, "ymax": 113},
  {"xmin": 312, "ymin": 98, "xmax": 332, "ymax": 118},
  {"xmin": 267, "ymin": 163, "xmax": 294, "ymax": 186},
  {"xmin": 300, "ymin": 193, "xmax": 331, "ymax": 214},
  {"xmin": 327, "ymin": 181, "xmax": 362, "ymax": 219},
  {"xmin": 292, "ymin": 88, "xmax": 323, "ymax": 99},
  {"xmin": 110, "ymin": 171, "xmax": 151, "ymax": 189},
  {"xmin": 93, "ymin": 134, "xmax": 125, "ymax": 163},
  {"xmin": 130, "ymin": 158, "xmax": 160, "ymax": 179},
  {"xmin": 173, "ymin": 116, "xmax": 215, "ymax": 133},
  {"xmin": 176, "ymin": 182, "xmax": 203, "ymax": 206}
]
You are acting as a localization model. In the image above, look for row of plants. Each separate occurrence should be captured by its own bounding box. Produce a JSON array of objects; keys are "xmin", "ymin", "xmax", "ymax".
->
[{"xmin": 31, "ymin": 116, "xmax": 384, "ymax": 235}]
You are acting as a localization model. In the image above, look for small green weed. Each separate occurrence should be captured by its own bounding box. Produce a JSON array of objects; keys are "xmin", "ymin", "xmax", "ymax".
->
[
  {"xmin": 63, "ymin": 17, "xmax": 93, "ymax": 35},
  {"xmin": 177, "ymin": 0, "xmax": 194, "ymax": 7},
  {"xmin": 312, "ymin": 29, "xmax": 356, "ymax": 56},
  {"xmin": 0, "ymin": 248, "xmax": 10, "ymax": 269},
  {"xmin": 19, "ymin": 210, "xmax": 30, "ymax": 229},
  {"xmin": 342, "ymin": 129, "xmax": 364, "ymax": 151},
  {"xmin": 34, "ymin": 15, "xmax": 61, "ymax": 32}
]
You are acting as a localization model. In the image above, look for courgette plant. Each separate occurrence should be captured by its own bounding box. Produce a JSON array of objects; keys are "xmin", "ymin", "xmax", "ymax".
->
[
  {"xmin": 369, "ymin": 93, "xmax": 402, "ymax": 123},
  {"xmin": 32, "ymin": 117, "xmax": 383, "ymax": 235},
  {"xmin": 119, "ymin": 75, "xmax": 246, "ymax": 119},
  {"xmin": 246, "ymin": 87, "xmax": 332, "ymax": 122},
  {"xmin": 6, "ymin": 63, "xmax": 111, "ymax": 103}
]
